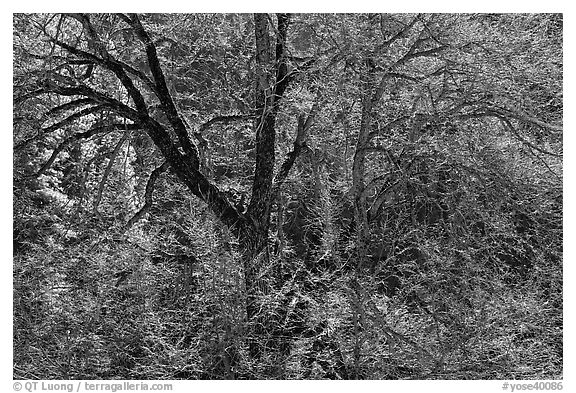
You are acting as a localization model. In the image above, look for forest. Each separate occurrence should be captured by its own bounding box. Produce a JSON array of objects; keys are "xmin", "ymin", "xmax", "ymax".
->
[{"xmin": 13, "ymin": 13, "xmax": 562, "ymax": 380}]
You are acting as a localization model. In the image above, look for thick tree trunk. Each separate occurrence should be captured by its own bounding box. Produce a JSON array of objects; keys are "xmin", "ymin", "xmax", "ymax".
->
[
  {"xmin": 241, "ymin": 14, "xmax": 292, "ymax": 359},
  {"xmin": 238, "ymin": 222, "xmax": 270, "ymax": 358}
]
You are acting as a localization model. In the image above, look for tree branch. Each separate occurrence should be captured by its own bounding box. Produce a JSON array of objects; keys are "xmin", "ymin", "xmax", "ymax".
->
[
  {"xmin": 50, "ymin": 35, "xmax": 157, "ymax": 93},
  {"xmin": 195, "ymin": 114, "xmax": 255, "ymax": 155},
  {"xmin": 198, "ymin": 114, "xmax": 255, "ymax": 133},
  {"xmin": 45, "ymin": 98, "xmax": 94, "ymax": 117},
  {"xmin": 272, "ymin": 102, "xmax": 318, "ymax": 199},
  {"xmin": 34, "ymin": 123, "xmax": 141, "ymax": 178},
  {"xmin": 41, "ymin": 83, "xmax": 142, "ymax": 121},
  {"xmin": 367, "ymin": 115, "xmax": 411, "ymax": 141},
  {"xmin": 248, "ymin": 14, "xmax": 292, "ymax": 224},
  {"xmin": 126, "ymin": 13, "xmax": 200, "ymax": 168},
  {"xmin": 123, "ymin": 161, "xmax": 170, "ymax": 232},
  {"xmin": 15, "ymin": 104, "xmax": 112, "ymax": 151},
  {"xmin": 377, "ymin": 14, "xmax": 421, "ymax": 51},
  {"xmin": 14, "ymin": 88, "xmax": 48, "ymax": 105},
  {"xmin": 141, "ymin": 119, "xmax": 248, "ymax": 233},
  {"xmin": 94, "ymin": 131, "xmax": 131, "ymax": 213},
  {"xmin": 492, "ymin": 106, "xmax": 562, "ymax": 134},
  {"xmin": 403, "ymin": 45, "xmax": 448, "ymax": 62},
  {"xmin": 495, "ymin": 115, "xmax": 561, "ymax": 158}
]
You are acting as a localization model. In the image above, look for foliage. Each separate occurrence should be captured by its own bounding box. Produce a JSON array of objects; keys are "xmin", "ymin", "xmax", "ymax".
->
[{"xmin": 13, "ymin": 13, "xmax": 562, "ymax": 380}]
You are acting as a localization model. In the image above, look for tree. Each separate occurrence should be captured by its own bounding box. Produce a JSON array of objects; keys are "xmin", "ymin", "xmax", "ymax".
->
[
  {"xmin": 14, "ymin": 14, "xmax": 324, "ymax": 363},
  {"xmin": 327, "ymin": 14, "xmax": 563, "ymax": 269}
]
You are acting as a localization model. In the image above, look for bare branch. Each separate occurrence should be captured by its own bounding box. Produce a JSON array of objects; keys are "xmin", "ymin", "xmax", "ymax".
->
[
  {"xmin": 123, "ymin": 161, "xmax": 170, "ymax": 232},
  {"xmin": 14, "ymin": 87, "xmax": 53, "ymax": 105},
  {"xmin": 42, "ymin": 83, "xmax": 142, "ymax": 121},
  {"xmin": 49, "ymin": 35, "xmax": 157, "ymax": 92},
  {"xmin": 198, "ymin": 114, "xmax": 255, "ymax": 133},
  {"xmin": 459, "ymin": 109, "xmax": 561, "ymax": 158},
  {"xmin": 493, "ymin": 106, "xmax": 562, "ymax": 134},
  {"xmin": 126, "ymin": 13, "xmax": 200, "ymax": 168},
  {"xmin": 272, "ymin": 100, "xmax": 319, "ymax": 198},
  {"xmin": 46, "ymin": 14, "xmax": 154, "ymax": 129},
  {"xmin": 377, "ymin": 14, "xmax": 421, "ymax": 51},
  {"xmin": 15, "ymin": 104, "xmax": 111, "ymax": 151},
  {"xmin": 45, "ymin": 98, "xmax": 94, "ymax": 117},
  {"xmin": 403, "ymin": 45, "xmax": 448, "ymax": 62},
  {"xmin": 43, "ymin": 105, "xmax": 107, "ymax": 134},
  {"xmin": 367, "ymin": 115, "xmax": 411, "ymax": 141},
  {"xmin": 196, "ymin": 113, "xmax": 255, "ymax": 152},
  {"xmin": 496, "ymin": 115, "xmax": 561, "ymax": 158},
  {"xmin": 94, "ymin": 131, "xmax": 131, "ymax": 213},
  {"xmin": 34, "ymin": 123, "xmax": 141, "ymax": 178},
  {"xmin": 19, "ymin": 13, "xmax": 249, "ymax": 237},
  {"xmin": 528, "ymin": 148, "xmax": 562, "ymax": 182}
]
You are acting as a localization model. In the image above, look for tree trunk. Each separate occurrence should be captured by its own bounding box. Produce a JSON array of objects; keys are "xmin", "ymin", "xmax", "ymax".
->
[
  {"xmin": 351, "ymin": 59, "xmax": 391, "ymax": 270},
  {"xmin": 352, "ymin": 90, "xmax": 374, "ymax": 270}
]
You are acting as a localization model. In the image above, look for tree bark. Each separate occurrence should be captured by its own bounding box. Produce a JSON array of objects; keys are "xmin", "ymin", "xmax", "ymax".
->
[
  {"xmin": 243, "ymin": 13, "xmax": 292, "ymax": 358},
  {"xmin": 352, "ymin": 74, "xmax": 376, "ymax": 270}
]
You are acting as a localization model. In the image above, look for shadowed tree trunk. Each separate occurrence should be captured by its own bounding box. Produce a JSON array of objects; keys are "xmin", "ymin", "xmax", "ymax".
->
[{"xmin": 243, "ymin": 13, "xmax": 294, "ymax": 357}]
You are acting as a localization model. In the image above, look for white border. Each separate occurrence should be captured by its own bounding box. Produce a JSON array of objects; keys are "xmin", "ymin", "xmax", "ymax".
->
[{"xmin": 3, "ymin": 5, "xmax": 570, "ymax": 392}]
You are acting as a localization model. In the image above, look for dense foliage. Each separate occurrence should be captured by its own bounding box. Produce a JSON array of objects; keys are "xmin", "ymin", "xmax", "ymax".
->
[{"xmin": 13, "ymin": 13, "xmax": 562, "ymax": 380}]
